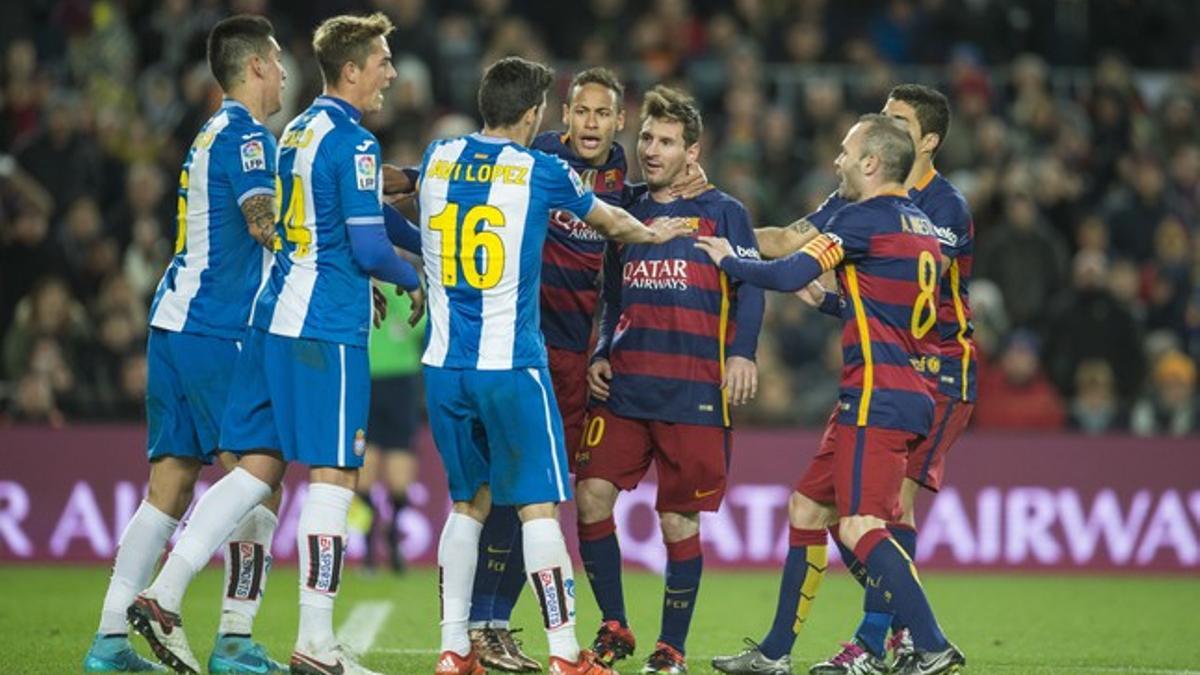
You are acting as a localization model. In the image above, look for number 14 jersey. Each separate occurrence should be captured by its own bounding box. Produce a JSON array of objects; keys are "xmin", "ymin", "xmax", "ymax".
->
[{"xmin": 418, "ymin": 133, "xmax": 597, "ymax": 370}]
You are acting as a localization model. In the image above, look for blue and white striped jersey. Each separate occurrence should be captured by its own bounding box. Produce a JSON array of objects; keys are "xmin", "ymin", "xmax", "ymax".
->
[
  {"xmin": 418, "ymin": 133, "xmax": 597, "ymax": 370},
  {"xmin": 251, "ymin": 96, "xmax": 384, "ymax": 347},
  {"xmin": 149, "ymin": 99, "xmax": 276, "ymax": 339}
]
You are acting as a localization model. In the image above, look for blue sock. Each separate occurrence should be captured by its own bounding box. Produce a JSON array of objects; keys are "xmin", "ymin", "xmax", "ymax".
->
[
  {"xmin": 758, "ymin": 528, "xmax": 827, "ymax": 660},
  {"xmin": 659, "ymin": 535, "xmax": 703, "ymax": 654},
  {"xmin": 491, "ymin": 522, "xmax": 526, "ymax": 623},
  {"xmin": 469, "ymin": 505, "xmax": 522, "ymax": 625},
  {"xmin": 856, "ymin": 529, "xmax": 947, "ymax": 653},
  {"xmin": 830, "ymin": 524, "xmax": 868, "ymax": 587},
  {"xmin": 886, "ymin": 524, "xmax": 917, "ymax": 634},
  {"xmin": 578, "ymin": 517, "xmax": 627, "ymax": 626}
]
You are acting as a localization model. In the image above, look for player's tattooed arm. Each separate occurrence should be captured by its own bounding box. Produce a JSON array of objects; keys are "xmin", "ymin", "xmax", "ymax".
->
[
  {"xmin": 754, "ymin": 217, "xmax": 819, "ymax": 260},
  {"xmin": 241, "ymin": 194, "xmax": 277, "ymax": 249},
  {"xmin": 585, "ymin": 200, "xmax": 692, "ymax": 245}
]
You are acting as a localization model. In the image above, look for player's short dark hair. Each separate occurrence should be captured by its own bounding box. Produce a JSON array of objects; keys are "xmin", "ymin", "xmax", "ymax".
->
[
  {"xmin": 568, "ymin": 67, "xmax": 624, "ymax": 108},
  {"xmin": 478, "ymin": 57, "xmax": 555, "ymax": 128},
  {"xmin": 887, "ymin": 84, "xmax": 951, "ymax": 156},
  {"xmin": 312, "ymin": 12, "xmax": 394, "ymax": 87},
  {"xmin": 640, "ymin": 85, "xmax": 702, "ymax": 146},
  {"xmin": 857, "ymin": 113, "xmax": 915, "ymax": 184},
  {"xmin": 207, "ymin": 15, "xmax": 275, "ymax": 91}
]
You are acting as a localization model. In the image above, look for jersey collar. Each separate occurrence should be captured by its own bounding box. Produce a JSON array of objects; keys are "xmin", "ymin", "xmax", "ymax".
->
[
  {"xmin": 912, "ymin": 167, "xmax": 937, "ymax": 192},
  {"xmin": 314, "ymin": 95, "xmax": 363, "ymax": 123},
  {"xmin": 220, "ymin": 97, "xmax": 250, "ymax": 115},
  {"xmin": 470, "ymin": 131, "xmax": 514, "ymax": 145}
]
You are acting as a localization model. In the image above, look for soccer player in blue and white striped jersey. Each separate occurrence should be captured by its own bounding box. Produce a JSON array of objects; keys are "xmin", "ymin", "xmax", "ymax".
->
[
  {"xmin": 129, "ymin": 14, "xmax": 419, "ymax": 675},
  {"xmin": 85, "ymin": 15, "xmax": 288, "ymax": 675},
  {"xmin": 421, "ymin": 57, "xmax": 691, "ymax": 675}
]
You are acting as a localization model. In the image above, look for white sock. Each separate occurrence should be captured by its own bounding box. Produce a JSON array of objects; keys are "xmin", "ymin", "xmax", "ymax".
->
[
  {"xmin": 147, "ymin": 468, "xmax": 271, "ymax": 612},
  {"xmin": 523, "ymin": 517, "xmax": 579, "ymax": 662},
  {"xmin": 98, "ymin": 501, "xmax": 179, "ymax": 635},
  {"xmin": 218, "ymin": 504, "xmax": 278, "ymax": 636},
  {"xmin": 296, "ymin": 483, "xmax": 354, "ymax": 653},
  {"xmin": 438, "ymin": 512, "xmax": 483, "ymax": 656}
]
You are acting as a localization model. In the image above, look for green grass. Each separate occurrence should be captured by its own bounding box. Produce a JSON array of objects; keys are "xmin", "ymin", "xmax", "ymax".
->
[{"xmin": 3, "ymin": 566, "xmax": 1198, "ymax": 674}]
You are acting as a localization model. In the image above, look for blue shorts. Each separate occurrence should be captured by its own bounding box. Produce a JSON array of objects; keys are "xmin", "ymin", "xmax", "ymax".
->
[
  {"xmin": 146, "ymin": 328, "xmax": 240, "ymax": 463},
  {"xmin": 220, "ymin": 328, "xmax": 370, "ymax": 468},
  {"xmin": 424, "ymin": 365, "xmax": 571, "ymax": 506}
]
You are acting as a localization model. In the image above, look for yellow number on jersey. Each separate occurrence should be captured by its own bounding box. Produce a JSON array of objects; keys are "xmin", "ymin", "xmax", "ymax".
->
[
  {"xmin": 910, "ymin": 250, "xmax": 938, "ymax": 339},
  {"xmin": 279, "ymin": 175, "xmax": 311, "ymax": 257},
  {"xmin": 428, "ymin": 203, "xmax": 506, "ymax": 289},
  {"xmin": 173, "ymin": 169, "xmax": 189, "ymax": 254}
]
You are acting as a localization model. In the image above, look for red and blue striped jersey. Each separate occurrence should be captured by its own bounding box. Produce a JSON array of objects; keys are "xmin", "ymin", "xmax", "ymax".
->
[
  {"xmin": 808, "ymin": 170, "xmax": 976, "ymax": 402},
  {"xmin": 595, "ymin": 188, "xmax": 765, "ymax": 428},
  {"xmin": 804, "ymin": 194, "xmax": 943, "ymax": 435},
  {"xmin": 530, "ymin": 131, "xmax": 630, "ymax": 352}
]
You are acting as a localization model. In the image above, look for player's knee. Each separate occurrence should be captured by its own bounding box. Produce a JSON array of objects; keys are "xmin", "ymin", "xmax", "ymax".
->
[
  {"xmin": 788, "ymin": 490, "xmax": 833, "ymax": 530},
  {"xmin": 837, "ymin": 515, "xmax": 879, "ymax": 550},
  {"xmin": 658, "ymin": 511, "xmax": 699, "ymax": 543},
  {"xmin": 147, "ymin": 458, "xmax": 201, "ymax": 518},
  {"xmin": 576, "ymin": 479, "xmax": 616, "ymax": 522}
]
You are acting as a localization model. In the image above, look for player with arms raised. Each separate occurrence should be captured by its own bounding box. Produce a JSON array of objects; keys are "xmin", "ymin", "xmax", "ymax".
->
[
  {"xmin": 576, "ymin": 86, "xmax": 764, "ymax": 674},
  {"xmin": 700, "ymin": 115, "xmax": 965, "ymax": 675},
  {"xmin": 83, "ymin": 15, "xmax": 288, "ymax": 674},
  {"xmin": 418, "ymin": 56, "xmax": 690, "ymax": 675},
  {"xmin": 127, "ymin": 13, "xmax": 421, "ymax": 675}
]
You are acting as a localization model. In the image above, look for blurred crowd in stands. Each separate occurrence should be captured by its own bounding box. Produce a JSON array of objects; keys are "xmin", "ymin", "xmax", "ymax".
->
[{"xmin": 1, "ymin": 0, "xmax": 1197, "ymax": 434}]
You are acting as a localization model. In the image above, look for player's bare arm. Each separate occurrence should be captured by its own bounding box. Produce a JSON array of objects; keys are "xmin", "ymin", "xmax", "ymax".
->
[
  {"xmin": 382, "ymin": 163, "xmax": 414, "ymax": 194},
  {"xmin": 584, "ymin": 199, "xmax": 692, "ymax": 244},
  {"xmin": 754, "ymin": 217, "xmax": 819, "ymax": 260},
  {"xmin": 240, "ymin": 194, "xmax": 277, "ymax": 249}
]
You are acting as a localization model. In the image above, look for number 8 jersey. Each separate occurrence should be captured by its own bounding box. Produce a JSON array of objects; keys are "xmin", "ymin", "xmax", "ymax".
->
[
  {"xmin": 417, "ymin": 133, "xmax": 597, "ymax": 370},
  {"xmin": 251, "ymin": 96, "xmax": 384, "ymax": 347},
  {"xmin": 803, "ymin": 193, "xmax": 944, "ymax": 436}
]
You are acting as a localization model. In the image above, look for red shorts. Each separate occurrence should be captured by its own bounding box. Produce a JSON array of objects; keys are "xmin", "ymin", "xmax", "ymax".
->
[
  {"xmin": 575, "ymin": 405, "xmax": 730, "ymax": 513},
  {"xmin": 794, "ymin": 408, "xmax": 920, "ymax": 520},
  {"xmin": 908, "ymin": 394, "xmax": 974, "ymax": 491},
  {"xmin": 547, "ymin": 346, "xmax": 590, "ymax": 471}
]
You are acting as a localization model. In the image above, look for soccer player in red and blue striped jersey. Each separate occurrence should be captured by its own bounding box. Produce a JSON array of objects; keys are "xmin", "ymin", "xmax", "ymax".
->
[
  {"xmin": 577, "ymin": 86, "xmax": 765, "ymax": 674},
  {"xmin": 750, "ymin": 85, "xmax": 975, "ymax": 671},
  {"xmin": 701, "ymin": 115, "xmax": 965, "ymax": 675}
]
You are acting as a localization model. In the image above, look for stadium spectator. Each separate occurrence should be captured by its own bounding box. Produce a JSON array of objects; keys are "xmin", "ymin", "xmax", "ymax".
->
[
  {"xmin": 976, "ymin": 190, "xmax": 1069, "ymax": 330},
  {"xmin": 1068, "ymin": 359, "xmax": 1126, "ymax": 434},
  {"xmin": 1131, "ymin": 350, "xmax": 1198, "ymax": 437},
  {"xmin": 1042, "ymin": 251, "xmax": 1146, "ymax": 402},
  {"xmin": 974, "ymin": 330, "xmax": 1065, "ymax": 430}
]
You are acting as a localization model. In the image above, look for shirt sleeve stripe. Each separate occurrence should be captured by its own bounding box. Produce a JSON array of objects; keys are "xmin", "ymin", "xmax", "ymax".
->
[
  {"xmin": 346, "ymin": 216, "xmax": 385, "ymax": 226},
  {"xmin": 236, "ymin": 186, "xmax": 274, "ymax": 206}
]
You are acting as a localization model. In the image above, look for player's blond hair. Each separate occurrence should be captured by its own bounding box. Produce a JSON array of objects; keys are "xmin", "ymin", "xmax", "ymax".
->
[
  {"xmin": 640, "ymin": 85, "xmax": 702, "ymax": 146},
  {"xmin": 312, "ymin": 12, "xmax": 394, "ymax": 87}
]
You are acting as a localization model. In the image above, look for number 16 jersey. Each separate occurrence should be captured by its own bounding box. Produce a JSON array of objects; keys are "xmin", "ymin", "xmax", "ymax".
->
[{"xmin": 418, "ymin": 133, "xmax": 597, "ymax": 370}]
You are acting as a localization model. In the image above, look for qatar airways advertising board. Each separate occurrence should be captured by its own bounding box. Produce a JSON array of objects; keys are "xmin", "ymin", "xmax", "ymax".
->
[{"xmin": 1, "ymin": 427, "xmax": 1197, "ymax": 572}]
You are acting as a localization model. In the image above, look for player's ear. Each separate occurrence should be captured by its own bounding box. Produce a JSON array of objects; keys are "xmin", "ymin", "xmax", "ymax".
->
[
  {"xmin": 686, "ymin": 141, "xmax": 700, "ymax": 164},
  {"xmin": 522, "ymin": 103, "xmax": 540, "ymax": 128},
  {"xmin": 616, "ymin": 108, "xmax": 626, "ymax": 132},
  {"xmin": 341, "ymin": 60, "xmax": 358, "ymax": 86},
  {"xmin": 921, "ymin": 132, "xmax": 940, "ymax": 157},
  {"xmin": 561, "ymin": 101, "xmax": 570, "ymax": 127}
]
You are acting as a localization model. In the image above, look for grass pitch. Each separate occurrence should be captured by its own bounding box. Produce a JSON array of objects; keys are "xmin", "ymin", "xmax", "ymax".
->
[{"xmin": 3, "ymin": 566, "xmax": 1197, "ymax": 674}]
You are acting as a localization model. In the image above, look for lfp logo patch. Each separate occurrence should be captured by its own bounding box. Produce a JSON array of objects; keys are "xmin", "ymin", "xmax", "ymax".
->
[
  {"xmin": 355, "ymin": 154, "xmax": 377, "ymax": 191},
  {"xmin": 354, "ymin": 429, "xmax": 366, "ymax": 456},
  {"xmin": 240, "ymin": 140, "xmax": 265, "ymax": 172}
]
